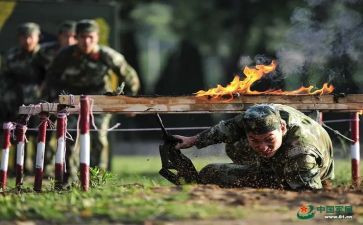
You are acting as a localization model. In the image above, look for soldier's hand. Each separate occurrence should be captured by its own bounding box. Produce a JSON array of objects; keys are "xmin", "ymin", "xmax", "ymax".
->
[{"xmin": 173, "ymin": 135, "xmax": 198, "ymax": 150}]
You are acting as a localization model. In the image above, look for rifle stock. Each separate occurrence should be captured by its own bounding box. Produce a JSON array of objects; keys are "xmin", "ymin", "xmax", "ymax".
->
[{"xmin": 156, "ymin": 114, "xmax": 199, "ymax": 185}]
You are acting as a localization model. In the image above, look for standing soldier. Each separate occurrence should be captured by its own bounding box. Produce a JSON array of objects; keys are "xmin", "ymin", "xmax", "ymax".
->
[
  {"xmin": 46, "ymin": 19, "xmax": 140, "ymax": 181},
  {"xmin": 173, "ymin": 104, "xmax": 334, "ymax": 190},
  {"xmin": 1, "ymin": 22, "xmax": 42, "ymax": 174},
  {"xmin": 2, "ymin": 22, "xmax": 42, "ymax": 120},
  {"xmin": 33, "ymin": 20, "xmax": 77, "ymax": 83},
  {"xmin": 33, "ymin": 21, "xmax": 77, "ymax": 176}
]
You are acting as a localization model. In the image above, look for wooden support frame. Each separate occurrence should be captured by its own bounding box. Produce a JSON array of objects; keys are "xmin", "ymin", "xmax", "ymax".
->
[
  {"xmin": 18, "ymin": 94, "xmax": 363, "ymax": 115},
  {"xmin": 15, "ymin": 94, "xmax": 363, "ymax": 187}
]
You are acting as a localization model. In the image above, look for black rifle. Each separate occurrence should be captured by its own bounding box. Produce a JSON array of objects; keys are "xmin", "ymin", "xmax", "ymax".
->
[{"xmin": 156, "ymin": 114, "xmax": 199, "ymax": 185}]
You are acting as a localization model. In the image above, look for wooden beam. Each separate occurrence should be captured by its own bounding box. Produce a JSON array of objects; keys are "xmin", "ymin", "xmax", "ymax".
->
[
  {"xmin": 58, "ymin": 94, "xmax": 363, "ymax": 114},
  {"xmin": 18, "ymin": 94, "xmax": 363, "ymax": 115},
  {"xmin": 18, "ymin": 103, "xmax": 78, "ymax": 115}
]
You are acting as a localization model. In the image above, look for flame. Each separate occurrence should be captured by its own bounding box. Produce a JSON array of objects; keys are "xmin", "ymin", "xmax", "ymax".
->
[{"xmin": 195, "ymin": 60, "xmax": 334, "ymax": 99}]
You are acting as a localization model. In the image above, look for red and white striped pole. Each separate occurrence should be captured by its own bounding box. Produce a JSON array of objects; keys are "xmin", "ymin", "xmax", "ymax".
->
[
  {"xmin": 351, "ymin": 112, "xmax": 361, "ymax": 187},
  {"xmin": 55, "ymin": 111, "xmax": 67, "ymax": 189},
  {"xmin": 0, "ymin": 122, "xmax": 14, "ymax": 190},
  {"xmin": 80, "ymin": 95, "xmax": 90, "ymax": 191},
  {"xmin": 15, "ymin": 124, "xmax": 27, "ymax": 188},
  {"xmin": 33, "ymin": 113, "xmax": 48, "ymax": 192},
  {"xmin": 319, "ymin": 112, "xmax": 323, "ymax": 125}
]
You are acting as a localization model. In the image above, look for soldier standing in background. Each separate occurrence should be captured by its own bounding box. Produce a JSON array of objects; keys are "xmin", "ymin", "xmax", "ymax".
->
[
  {"xmin": 1, "ymin": 22, "xmax": 42, "ymax": 120},
  {"xmin": 33, "ymin": 20, "xmax": 77, "ymax": 84},
  {"xmin": 173, "ymin": 104, "xmax": 334, "ymax": 190},
  {"xmin": 1, "ymin": 22, "xmax": 42, "ymax": 174},
  {"xmin": 45, "ymin": 19, "xmax": 140, "ymax": 182},
  {"xmin": 33, "ymin": 21, "xmax": 77, "ymax": 176}
]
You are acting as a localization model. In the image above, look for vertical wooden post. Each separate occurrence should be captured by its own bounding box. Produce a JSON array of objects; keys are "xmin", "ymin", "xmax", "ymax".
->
[
  {"xmin": 34, "ymin": 112, "xmax": 48, "ymax": 192},
  {"xmin": 350, "ymin": 112, "xmax": 361, "ymax": 187},
  {"xmin": 55, "ymin": 111, "xmax": 67, "ymax": 189},
  {"xmin": 0, "ymin": 122, "xmax": 13, "ymax": 190},
  {"xmin": 15, "ymin": 124, "xmax": 27, "ymax": 188},
  {"xmin": 319, "ymin": 112, "xmax": 323, "ymax": 125},
  {"xmin": 80, "ymin": 95, "xmax": 90, "ymax": 191}
]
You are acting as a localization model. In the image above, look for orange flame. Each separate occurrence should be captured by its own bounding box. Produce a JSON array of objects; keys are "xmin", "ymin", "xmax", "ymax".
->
[{"xmin": 195, "ymin": 60, "xmax": 334, "ymax": 99}]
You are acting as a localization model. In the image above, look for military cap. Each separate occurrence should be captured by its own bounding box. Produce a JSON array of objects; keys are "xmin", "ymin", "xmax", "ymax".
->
[
  {"xmin": 243, "ymin": 104, "xmax": 281, "ymax": 134},
  {"xmin": 76, "ymin": 19, "xmax": 99, "ymax": 34},
  {"xmin": 58, "ymin": 20, "xmax": 76, "ymax": 34},
  {"xmin": 17, "ymin": 22, "xmax": 40, "ymax": 36}
]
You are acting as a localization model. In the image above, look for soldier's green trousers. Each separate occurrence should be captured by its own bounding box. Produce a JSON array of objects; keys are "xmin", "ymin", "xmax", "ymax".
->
[
  {"xmin": 198, "ymin": 141, "xmax": 286, "ymax": 188},
  {"xmin": 198, "ymin": 163, "xmax": 286, "ymax": 188},
  {"xmin": 197, "ymin": 141, "xmax": 324, "ymax": 190}
]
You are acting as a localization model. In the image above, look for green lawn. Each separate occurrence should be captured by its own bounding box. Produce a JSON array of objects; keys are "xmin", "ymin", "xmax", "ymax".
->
[{"xmin": 0, "ymin": 156, "xmax": 361, "ymax": 224}]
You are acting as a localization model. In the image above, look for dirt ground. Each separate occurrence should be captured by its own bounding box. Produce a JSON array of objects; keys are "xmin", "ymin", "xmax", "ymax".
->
[{"xmin": 150, "ymin": 184, "xmax": 363, "ymax": 225}]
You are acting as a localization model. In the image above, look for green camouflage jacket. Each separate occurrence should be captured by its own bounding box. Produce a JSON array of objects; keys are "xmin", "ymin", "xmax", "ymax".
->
[
  {"xmin": 45, "ymin": 44, "xmax": 140, "ymax": 100},
  {"xmin": 1, "ymin": 45, "xmax": 41, "ymax": 105},
  {"xmin": 32, "ymin": 41, "xmax": 61, "ymax": 78},
  {"xmin": 196, "ymin": 104, "xmax": 334, "ymax": 189}
]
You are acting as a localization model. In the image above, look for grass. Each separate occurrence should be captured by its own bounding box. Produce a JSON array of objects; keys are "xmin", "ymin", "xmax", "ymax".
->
[{"xmin": 0, "ymin": 156, "xmax": 361, "ymax": 224}]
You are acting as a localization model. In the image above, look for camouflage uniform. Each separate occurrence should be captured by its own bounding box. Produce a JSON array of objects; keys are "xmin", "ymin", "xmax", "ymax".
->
[
  {"xmin": 33, "ymin": 42, "xmax": 61, "ymax": 79},
  {"xmin": 2, "ymin": 43, "xmax": 41, "ymax": 117},
  {"xmin": 195, "ymin": 104, "xmax": 334, "ymax": 190},
  {"xmin": 45, "ymin": 44, "xmax": 139, "ymax": 98},
  {"xmin": 1, "ymin": 22, "xmax": 42, "ymax": 173},
  {"xmin": 33, "ymin": 20, "xmax": 77, "ymax": 85},
  {"xmin": 45, "ymin": 32, "xmax": 140, "ymax": 177}
]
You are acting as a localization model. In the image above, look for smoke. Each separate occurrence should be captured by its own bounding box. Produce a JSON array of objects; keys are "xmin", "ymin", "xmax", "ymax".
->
[
  {"xmin": 330, "ymin": 8, "xmax": 363, "ymax": 60},
  {"xmin": 305, "ymin": 0, "xmax": 328, "ymax": 7},
  {"xmin": 276, "ymin": 0, "xmax": 363, "ymax": 91},
  {"xmin": 277, "ymin": 50, "xmax": 306, "ymax": 76}
]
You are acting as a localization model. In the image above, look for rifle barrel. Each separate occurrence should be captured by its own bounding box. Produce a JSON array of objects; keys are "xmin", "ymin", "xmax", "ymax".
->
[{"xmin": 156, "ymin": 113, "xmax": 169, "ymax": 137}]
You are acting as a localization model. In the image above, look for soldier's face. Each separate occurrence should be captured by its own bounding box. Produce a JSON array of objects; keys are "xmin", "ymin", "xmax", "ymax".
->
[
  {"xmin": 247, "ymin": 122, "xmax": 287, "ymax": 158},
  {"xmin": 18, "ymin": 33, "xmax": 39, "ymax": 52},
  {"xmin": 58, "ymin": 31, "xmax": 77, "ymax": 48},
  {"xmin": 77, "ymin": 31, "xmax": 99, "ymax": 54}
]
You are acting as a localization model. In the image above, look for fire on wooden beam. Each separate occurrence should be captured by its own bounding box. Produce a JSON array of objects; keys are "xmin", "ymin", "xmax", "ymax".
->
[
  {"xmin": 17, "ymin": 94, "xmax": 363, "ymax": 115},
  {"xmin": 195, "ymin": 60, "xmax": 334, "ymax": 100}
]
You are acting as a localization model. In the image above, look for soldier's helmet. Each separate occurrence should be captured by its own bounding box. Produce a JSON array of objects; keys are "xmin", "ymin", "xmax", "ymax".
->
[
  {"xmin": 243, "ymin": 104, "xmax": 281, "ymax": 134},
  {"xmin": 17, "ymin": 22, "xmax": 40, "ymax": 36},
  {"xmin": 76, "ymin": 19, "xmax": 99, "ymax": 34},
  {"xmin": 58, "ymin": 20, "xmax": 76, "ymax": 34}
]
